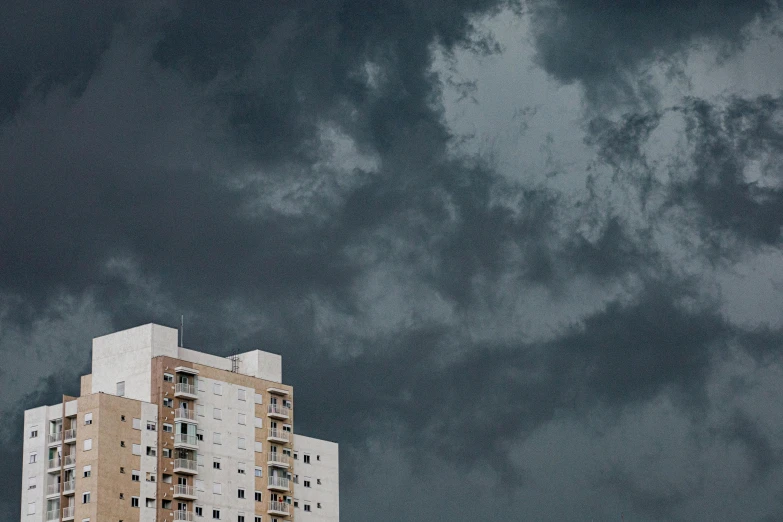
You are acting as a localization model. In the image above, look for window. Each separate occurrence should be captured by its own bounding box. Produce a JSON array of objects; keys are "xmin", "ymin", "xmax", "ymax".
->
[
  {"xmin": 254, "ymin": 417, "xmax": 263, "ymax": 428},
  {"xmin": 146, "ymin": 446, "xmax": 156, "ymax": 457},
  {"xmin": 213, "ymin": 383, "xmax": 222, "ymax": 396},
  {"xmin": 162, "ymin": 448, "xmax": 172, "ymax": 458},
  {"xmin": 132, "ymin": 444, "xmax": 141, "ymax": 455},
  {"xmin": 132, "ymin": 418, "xmax": 141, "ymax": 430},
  {"xmin": 237, "ymin": 413, "xmax": 246, "ymax": 425},
  {"xmin": 214, "ymin": 432, "xmax": 222, "ymax": 445},
  {"xmin": 196, "ymin": 479, "xmax": 205, "ymax": 491},
  {"xmin": 283, "ymin": 424, "xmax": 292, "ymax": 433},
  {"xmin": 237, "ymin": 463, "xmax": 246, "ymax": 474},
  {"xmin": 30, "ymin": 426, "xmax": 38, "ymax": 438},
  {"xmin": 303, "ymin": 454, "xmax": 310, "ymax": 464},
  {"xmin": 197, "ymin": 405, "xmax": 205, "ymax": 416},
  {"xmin": 163, "ymin": 424, "xmax": 173, "ymax": 433},
  {"xmin": 254, "ymin": 393, "xmax": 263, "ymax": 404},
  {"xmin": 29, "ymin": 452, "xmax": 37, "ymax": 463},
  {"xmin": 83, "ymin": 465, "xmax": 91, "ymax": 478},
  {"xmin": 195, "ymin": 506, "xmax": 203, "ymax": 516},
  {"xmin": 132, "ymin": 496, "xmax": 140, "ymax": 508},
  {"xmin": 163, "ymin": 398, "xmax": 173, "ymax": 408},
  {"xmin": 255, "ymin": 517, "xmax": 262, "ymax": 522},
  {"xmin": 146, "ymin": 498, "xmax": 155, "ymax": 508},
  {"xmin": 294, "ymin": 500, "xmax": 299, "ymax": 508},
  {"xmin": 254, "ymin": 441, "xmax": 263, "ymax": 453},
  {"xmin": 163, "ymin": 474, "xmax": 173, "ymax": 484},
  {"xmin": 213, "ymin": 408, "xmax": 222, "ymax": 420},
  {"xmin": 121, "ymin": 415, "xmax": 126, "ymax": 421},
  {"xmin": 317, "ymin": 503, "xmax": 322, "ymax": 509},
  {"xmin": 238, "ymin": 437, "xmax": 246, "ymax": 450},
  {"xmin": 238, "ymin": 516, "xmax": 245, "ymax": 522},
  {"xmin": 27, "ymin": 502, "xmax": 36, "ymax": 515},
  {"xmin": 304, "ymin": 504, "xmax": 311, "ymax": 512},
  {"xmin": 254, "ymin": 468, "xmax": 263, "ymax": 478},
  {"xmin": 117, "ymin": 381, "xmax": 125, "ymax": 396},
  {"xmin": 213, "ymin": 510, "xmax": 220, "ymax": 519},
  {"xmin": 197, "ymin": 431, "xmax": 204, "ymax": 441},
  {"xmin": 83, "ymin": 439, "xmax": 92, "ymax": 451},
  {"xmin": 237, "ymin": 389, "xmax": 246, "ymax": 401},
  {"xmin": 162, "ymin": 499, "xmax": 172, "ymax": 509},
  {"xmin": 121, "ymin": 441, "xmax": 126, "ymax": 447},
  {"xmin": 163, "ymin": 373, "xmax": 174, "ymax": 382},
  {"xmin": 304, "ymin": 480, "xmax": 311, "ymax": 488},
  {"xmin": 293, "ymin": 475, "xmax": 298, "ymax": 484},
  {"xmin": 198, "ymin": 379, "xmax": 206, "ymax": 392},
  {"xmin": 316, "ymin": 454, "xmax": 321, "ymax": 460},
  {"xmin": 132, "ymin": 470, "xmax": 140, "ymax": 482},
  {"xmin": 293, "ymin": 453, "xmax": 298, "ymax": 460},
  {"xmin": 146, "ymin": 472, "xmax": 156, "ymax": 482},
  {"xmin": 213, "ymin": 482, "xmax": 222, "ymax": 494},
  {"xmin": 213, "ymin": 459, "xmax": 221, "ymax": 470},
  {"xmin": 237, "ymin": 488, "xmax": 245, "ymax": 499},
  {"xmin": 146, "ymin": 421, "xmax": 156, "ymax": 431},
  {"xmin": 317, "ymin": 478, "xmax": 322, "ymax": 485},
  {"xmin": 254, "ymin": 491, "xmax": 262, "ymax": 502},
  {"xmin": 283, "ymin": 400, "xmax": 292, "ymax": 409},
  {"xmin": 120, "ymin": 467, "xmax": 125, "ymax": 474},
  {"xmin": 28, "ymin": 476, "xmax": 36, "ymax": 489},
  {"xmin": 84, "ymin": 413, "xmax": 92, "ymax": 425},
  {"xmin": 83, "ymin": 492, "xmax": 91, "ymax": 504}
]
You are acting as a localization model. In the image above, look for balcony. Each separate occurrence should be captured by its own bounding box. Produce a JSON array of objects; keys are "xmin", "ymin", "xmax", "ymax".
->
[
  {"xmin": 48, "ymin": 431, "xmax": 63, "ymax": 445},
  {"xmin": 174, "ymin": 433, "xmax": 198, "ymax": 449},
  {"xmin": 174, "ymin": 484, "xmax": 198, "ymax": 499},
  {"xmin": 174, "ymin": 383, "xmax": 198, "ymax": 399},
  {"xmin": 62, "ymin": 506, "xmax": 75, "ymax": 520},
  {"xmin": 267, "ymin": 428, "xmax": 290, "ymax": 444},
  {"xmin": 174, "ymin": 408, "xmax": 197, "ymax": 423},
  {"xmin": 46, "ymin": 482, "xmax": 61, "ymax": 497},
  {"xmin": 267, "ymin": 404, "xmax": 290, "ymax": 420},
  {"xmin": 267, "ymin": 476, "xmax": 290, "ymax": 492},
  {"xmin": 267, "ymin": 387, "xmax": 289, "ymax": 396},
  {"xmin": 267, "ymin": 452, "xmax": 290, "ymax": 468},
  {"xmin": 268, "ymin": 500, "xmax": 291, "ymax": 516},
  {"xmin": 46, "ymin": 509, "xmax": 60, "ymax": 521},
  {"xmin": 174, "ymin": 510, "xmax": 195, "ymax": 521},
  {"xmin": 173, "ymin": 458, "xmax": 198, "ymax": 475},
  {"xmin": 47, "ymin": 458, "xmax": 62, "ymax": 473},
  {"xmin": 63, "ymin": 454, "xmax": 76, "ymax": 468},
  {"xmin": 63, "ymin": 480, "xmax": 75, "ymax": 495},
  {"xmin": 63, "ymin": 429, "xmax": 76, "ymax": 442}
]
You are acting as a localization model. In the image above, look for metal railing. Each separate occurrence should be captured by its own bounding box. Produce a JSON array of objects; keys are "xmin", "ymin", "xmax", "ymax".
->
[
  {"xmin": 174, "ymin": 433, "xmax": 198, "ymax": 446},
  {"xmin": 63, "ymin": 454, "xmax": 76, "ymax": 466},
  {"xmin": 63, "ymin": 428, "xmax": 76, "ymax": 441},
  {"xmin": 175, "ymin": 383, "xmax": 197, "ymax": 396},
  {"xmin": 268, "ymin": 476, "xmax": 290, "ymax": 489},
  {"xmin": 175, "ymin": 484, "xmax": 196, "ymax": 497},
  {"xmin": 62, "ymin": 506, "xmax": 74, "ymax": 518},
  {"xmin": 267, "ymin": 404, "xmax": 290, "ymax": 417},
  {"xmin": 267, "ymin": 428, "xmax": 291, "ymax": 442},
  {"xmin": 174, "ymin": 510, "xmax": 194, "ymax": 521},
  {"xmin": 47, "ymin": 458, "xmax": 61, "ymax": 470},
  {"xmin": 174, "ymin": 408, "xmax": 197, "ymax": 421},
  {"xmin": 45, "ymin": 509, "xmax": 59, "ymax": 521},
  {"xmin": 174, "ymin": 458, "xmax": 198, "ymax": 471},
  {"xmin": 63, "ymin": 480, "xmax": 75, "ymax": 493},
  {"xmin": 268, "ymin": 500, "xmax": 290, "ymax": 514},
  {"xmin": 46, "ymin": 482, "xmax": 60, "ymax": 496},
  {"xmin": 268, "ymin": 452, "xmax": 290, "ymax": 466},
  {"xmin": 48, "ymin": 431, "xmax": 62, "ymax": 444}
]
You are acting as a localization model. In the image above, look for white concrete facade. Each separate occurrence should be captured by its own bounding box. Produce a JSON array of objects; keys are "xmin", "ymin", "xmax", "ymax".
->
[
  {"xmin": 21, "ymin": 323, "xmax": 337, "ymax": 521},
  {"xmin": 292, "ymin": 435, "xmax": 340, "ymax": 522}
]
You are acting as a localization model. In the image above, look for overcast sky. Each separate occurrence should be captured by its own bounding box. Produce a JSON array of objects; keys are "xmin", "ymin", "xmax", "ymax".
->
[{"xmin": 3, "ymin": 1, "xmax": 783, "ymax": 520}]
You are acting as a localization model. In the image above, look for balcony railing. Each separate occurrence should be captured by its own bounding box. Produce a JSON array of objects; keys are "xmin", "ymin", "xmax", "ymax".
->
[
  {"xmin": 174, "ymin": 408, "xmax": 197, "ymax": 421},
  {"xmin": 174, "ymin": 433, "xmax": 198, "ymax": 447},
  {"xmin": 47, "ymin": 458, "xmax": 62, "ymax": 471},
  {"xmin": 45, "ymin": 509, "xmax": 60, "ymax": 521},
  {"xmin": 268, "ymin": 476, "xmax": 290, "ymax": 490},
  {"xmin": 268, "ymin": 452, "xmax": 290, "ymax": 467},
  {"xmin": 63, "ymin": 429, "xmax": 76, "ymax": 441},
  {"xmin": 267, "ymin": 428, "xmax": 291, "ymax": 443},
  {"xmin": 48, "ymin": 431, "xmax": 63, "ymax": 444},
  {"xmin": 63, "ymin": 480, "xmax": 75, "ymax": 494},
  {"xmin": 268, "ymin": 500, "xmax": 290, "ymax": 515},
  {"xmin": 174, "ymin": 484, "xmax": 196, "ymax": 497},
  {"xmin": 174, "ymin": 458, "xmax": 198, "ymax": 473},
  {"xmin": 175, "ymin": 383, "xmax": 198, "ymax": 397},
  {"xmin": 174, "ymin": 510, "xmax": 194, "ymax": 521},
  {"xmin": 267, "ymin": 404, "xmax": 290, "ymax": 418},
  {"xmin": 62, "ymin": 506, "xmax": 74, "ymax": 519},
  {"xmin": 46, "ymin": 482, "xmax": 60, "ymax": 496},
  {"xmin": 63, "ymin": 454, "xmax": 76, "ymax": 467}
]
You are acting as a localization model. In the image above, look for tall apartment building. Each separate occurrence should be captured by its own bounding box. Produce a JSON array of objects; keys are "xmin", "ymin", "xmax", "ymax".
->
[{"xmin": 20, "ymin": 324, "xmax": 339, "ymax": 522}]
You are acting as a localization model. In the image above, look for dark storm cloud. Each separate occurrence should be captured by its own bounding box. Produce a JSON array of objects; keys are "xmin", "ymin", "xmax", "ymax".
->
[{"xmin": 527, "ymin": 0, "xmax": 782, "ymax": 106}]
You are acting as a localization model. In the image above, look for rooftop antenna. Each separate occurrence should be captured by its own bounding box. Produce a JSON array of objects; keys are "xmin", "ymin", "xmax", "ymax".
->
[{"xmin": 179, "ymin": 315, "xmax": 184, "ymax": 348}]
